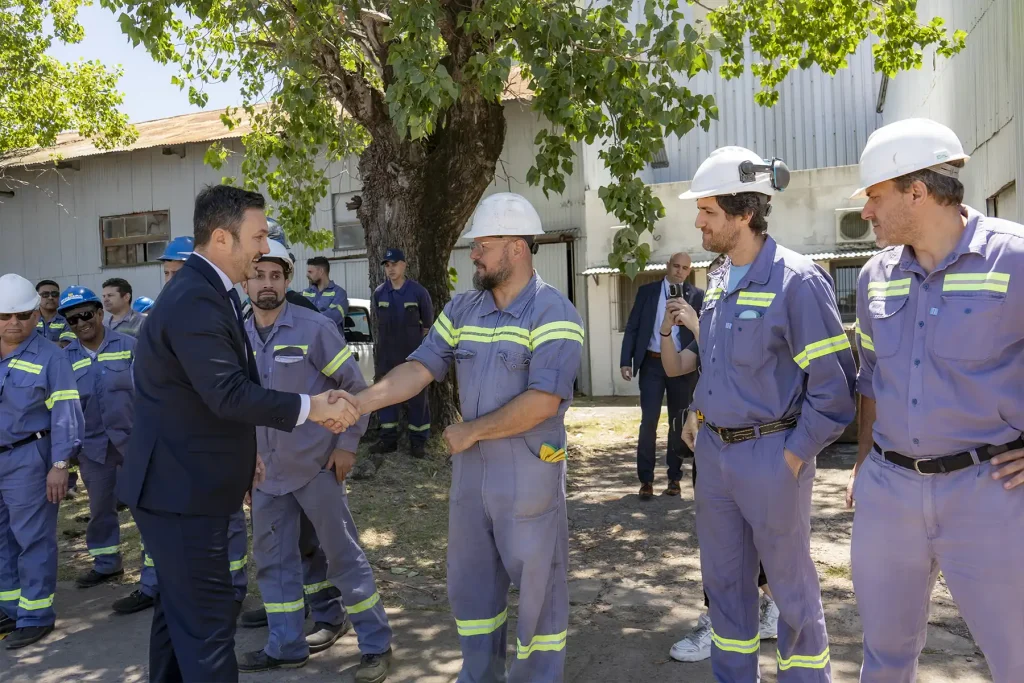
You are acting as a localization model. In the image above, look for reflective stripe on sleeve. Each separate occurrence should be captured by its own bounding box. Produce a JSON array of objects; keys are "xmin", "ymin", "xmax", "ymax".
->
[
  {"xmin": 321, "ymin": 347, "xmax": 352, "ymax": 376},
  {"xmin": 45, "ymin": 389, "xmax": 81, "ymax": 409},
  {"xmin": 793, "ymin": 334, "xmax": 851, "ymax": 370}
]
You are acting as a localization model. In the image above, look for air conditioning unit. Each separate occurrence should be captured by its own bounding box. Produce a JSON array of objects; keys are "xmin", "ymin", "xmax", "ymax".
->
[{"xmin": 835, "ymin": 208, "xmax": 875, "ymax": 245}]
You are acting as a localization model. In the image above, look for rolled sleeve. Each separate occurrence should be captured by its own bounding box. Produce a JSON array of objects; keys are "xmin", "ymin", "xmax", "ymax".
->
[
  {"xmin": 527, "ymin": 304, "xmax": 585, "ymax": 400},
  {"xmin": 47, "ymin": 354, "xmax": 84, "ymax": 465},
  {"xmin": 784, "ymin": 273, "xmax": 857, "ymax": 462},
  {"xmin": 853, "ymin": 269, "xmax": 877, "ymax": 400},
  {"xmin": 408, "ymin": 304, "xmax": 457, "ymax": 381}
]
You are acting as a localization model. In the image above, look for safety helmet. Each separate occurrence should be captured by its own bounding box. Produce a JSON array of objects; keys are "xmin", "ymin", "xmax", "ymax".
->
[
  {"xmin": 267, "ymin": 217, "xmax": 290, "ymax": 249},
  {"xmin": 159, "ymin": 235, "xmax": 195, "ymax": 262},
  {"xmin": 258, "ymin": 239, "xmax": 294, "ymax": 273},
  {"xmin": 57, "ymin": 286, "xmax": 102, "ymax": 314},
  {"xmin": 462, "ymin": 193, "xmax": 545, "ymax": 240},
  {"xmin": 679, "ymin": 146, "xmax": 790, "ymax": 200},
  {"xmin": 850, "ymin": 118, "xmax": 969, "ymax": 199},
  {"xmin": 0, "ymin": 273, "xmax": 41, "ymax": 314},
  {"xmin": 132, "ymin": 296, "xmax": 155, "ymax": 314}
]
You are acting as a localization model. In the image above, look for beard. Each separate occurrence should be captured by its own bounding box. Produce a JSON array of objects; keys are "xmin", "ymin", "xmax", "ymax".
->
[
  {"xmin": 253, "ymin": 291, "xmax": 284, "ymax": 310},
  {"xmin": 472, "ymin": 258, "xmax": 512, "ymax": 291}
]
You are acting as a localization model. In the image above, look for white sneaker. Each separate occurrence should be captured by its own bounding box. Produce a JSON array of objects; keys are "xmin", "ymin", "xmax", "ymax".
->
[
  {"xmin": 758, "ymin": 594, "xmax": 779, "ymax": 640},
  {"xmin": 670, "ymin": 612, "xmax": 712, "ymax": 662}
]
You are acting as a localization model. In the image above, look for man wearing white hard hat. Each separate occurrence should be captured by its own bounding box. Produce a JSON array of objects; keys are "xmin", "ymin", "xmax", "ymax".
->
[
  {"xmin": 0, "ymin": 273, "xmax": 84, "ymax": 649},
  {"xmin": 677, "ymin": 147, "xmax": 856, "ymax": 682},
  {"xmin": 339, "ymin": 192, "xmax": 584, "ymax": 682},
  {"xmin": 848, "ymin": 118, "xmax": 1024, "ymax": 682}
]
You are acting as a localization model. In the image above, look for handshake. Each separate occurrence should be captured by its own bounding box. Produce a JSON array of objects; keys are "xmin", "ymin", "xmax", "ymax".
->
[{"xmin": 308, "ymin": 390, "xmax": 364, "ymax": 434}]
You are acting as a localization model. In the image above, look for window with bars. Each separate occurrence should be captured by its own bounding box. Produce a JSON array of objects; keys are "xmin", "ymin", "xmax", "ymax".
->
[
  {"xmin": 831, "ymin": 262, "xmax": 867, "ymax": 323},
  {"xmin": 100, "ymin": 211, "xmax": 171, "ymax": 267}
]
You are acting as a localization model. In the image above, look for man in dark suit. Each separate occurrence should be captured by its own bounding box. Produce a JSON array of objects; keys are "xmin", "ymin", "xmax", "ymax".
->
[
  {"xmin": 620, "ymin": 252, "xmax": 704, "ymax": 500},
  {"xmin": 116, "ymin": 185, "xmax": 359, "ymax": 682}
]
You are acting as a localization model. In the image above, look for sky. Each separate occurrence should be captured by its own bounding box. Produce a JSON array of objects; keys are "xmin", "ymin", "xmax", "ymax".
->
[{"xmin": 46, "ymin": 4, "xmax": 244, "ymax": 124}]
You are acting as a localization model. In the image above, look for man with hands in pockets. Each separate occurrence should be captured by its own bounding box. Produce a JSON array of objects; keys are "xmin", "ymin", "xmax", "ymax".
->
[{"xmin": 327, "ymin": 192, "xmax": 584, "ymax": 683}]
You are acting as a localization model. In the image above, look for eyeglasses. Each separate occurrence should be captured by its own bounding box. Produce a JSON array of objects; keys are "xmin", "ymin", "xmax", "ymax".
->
[
  {"xmin": 38, "ymin": 291, "xmax": 60, "ymax": 299},
  {"xmin": 469, "ymin": 239, "xmax": 515, "ymax": 255},
  {"xmin": 0, "ymin": 312, "xmax": 34, "ymax": 321},
  {"xmin": 66, "ymin": 311, "xmax": 97, "ymax": 326}
]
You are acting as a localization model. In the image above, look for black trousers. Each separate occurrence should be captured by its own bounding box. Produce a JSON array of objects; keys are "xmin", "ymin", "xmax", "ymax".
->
[
  {"xmin": 132, "ymin": 506, "xmax": 238, "ymax": 682},
  {"xmin": 691, "ymin": 457, "xmax": 769, "ymax": 608},
  {"xmin": 637, "ymin": 358, "xmax": 694, "ymax": 483}
]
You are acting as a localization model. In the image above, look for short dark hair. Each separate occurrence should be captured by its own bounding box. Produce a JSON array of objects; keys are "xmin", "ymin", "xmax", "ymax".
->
[
  {"xmin": 102, "ymin": 277, "xmax": 132, "ymax": 299},
  {"xmin": 36, "ymin": 279, "xmax": 59, "ymax": 292},
  {"xmin": 193, "ymin": 184, "xmax": 266, "ymax": 247},
  {"xmin": 307, "ymin": 256, "xmax": 330, "ymax": 273},
  {"xmin": 715, "ymin": 192, "xmax": 771, "ymax": 235},
  {"xmin": 892, "ymin": 162, "xmax": 965, "ymax": 207}
]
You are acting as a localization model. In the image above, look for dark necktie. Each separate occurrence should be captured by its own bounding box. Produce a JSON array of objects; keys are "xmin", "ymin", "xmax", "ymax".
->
[{"xmin": 227, "ymin": 288, "xmax": 259, "ymax": 383}]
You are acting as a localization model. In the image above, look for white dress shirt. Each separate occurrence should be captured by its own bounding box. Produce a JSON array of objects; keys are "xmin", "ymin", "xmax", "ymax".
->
[
  {"xmin": 193, "ymin": 252, "xmax": 311, "ymax": 426},
  {"xmin": 648, "ymin": 278, "xmax": 684, "ymax": 353}
]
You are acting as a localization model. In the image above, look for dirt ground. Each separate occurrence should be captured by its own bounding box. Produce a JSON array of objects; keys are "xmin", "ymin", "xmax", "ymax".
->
[{"xmin": 1, "ymin": 402, "xmax": 991, "ymax": 682}]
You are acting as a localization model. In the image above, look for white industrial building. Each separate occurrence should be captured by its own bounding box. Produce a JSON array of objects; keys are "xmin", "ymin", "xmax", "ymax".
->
[{"xmin": 1, "ymin": 0, "xmax": 1019, "ymax": 397}]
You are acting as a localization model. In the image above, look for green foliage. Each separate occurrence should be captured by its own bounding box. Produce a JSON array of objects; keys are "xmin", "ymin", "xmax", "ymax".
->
[
  {"xmin": 96, "ymin": 0, "xmax": 963, "ymax": 274},
  {"xmin": 0, "ymin": 0, "xmax": 136, "ymax": 158}
]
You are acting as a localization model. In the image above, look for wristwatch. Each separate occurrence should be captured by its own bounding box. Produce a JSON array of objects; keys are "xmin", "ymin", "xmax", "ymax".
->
[{"xmin": 52, "ymin": 461, "xmax": 68, "ymax": 470}]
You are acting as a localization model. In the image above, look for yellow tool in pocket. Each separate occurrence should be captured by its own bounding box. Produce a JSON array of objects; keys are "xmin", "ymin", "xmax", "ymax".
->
[{"xmin": 538, "ymin": 443, "xmax": 567, "ymax": 463}]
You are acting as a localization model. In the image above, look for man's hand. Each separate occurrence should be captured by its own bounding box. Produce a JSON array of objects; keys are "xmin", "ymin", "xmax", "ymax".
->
[
  {"xmin": 784, "ymin": 449, "xmax": 803, "ymax": 480},
  {"xmin": 327, "ymin": 449, "xmax": 357, "ymax": 483},
  {"xmin": 682, "ymin": 411, "xmax": 699, "ymax": 452},
  {"xmin": 253, "ymin": 453, "xmax": 266, "ymax": 487},
  {"xmin": 845, "ymin": 468, "xmax": 858, "ymax": 509},
  {"xmin": 668, "ymin": 299, "xmax": 699, "ymax": 334},
  {"xmin": 991, "ymin": 447, "xmax": 1024, "ymax": 490},
  {"xmin": 443, "ymin": 422, "xmax": 479, "ymax": 456},
  {"xmin": 47, "ymin": 467, "xmax": 69, "ymax": 504},
  {"xmin": 620, "ymin": 366, "xmax": 632, "ymax": 382},
  {"xmin": 309, "ymin": 390, "xmax": 361, "ymax": 433}
]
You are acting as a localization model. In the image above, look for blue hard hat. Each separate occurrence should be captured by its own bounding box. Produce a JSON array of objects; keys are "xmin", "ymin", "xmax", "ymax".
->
[
  {"xmin": 132, "ymin": 296, "xmax": 155, "ymax": 314},
  {"xmin": 159, "ymin": 235, "xmax": 195, "ymax": 262},
  {"xmin": 382, "ymin": 248, "xmax": 406, "ymax": 264},
  {"xmin": 267, "ymin": 217, "xmax": 290, "ymax": 249},
  {"xmin": 57, "ymin": 286, "xmax": 101, "ymax": 314}
]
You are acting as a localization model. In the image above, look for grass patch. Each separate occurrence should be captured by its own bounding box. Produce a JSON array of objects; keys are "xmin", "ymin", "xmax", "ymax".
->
[
  {"xmin": 57, "ymin": 492, "xmax": 143, "ymax": 585},
  {"xmin": 822, "ymin": 562, "xmax": 852, "ymax": 580}
]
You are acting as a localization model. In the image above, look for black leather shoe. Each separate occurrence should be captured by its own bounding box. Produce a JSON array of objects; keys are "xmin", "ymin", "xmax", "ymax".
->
[
  {"xmin": 369, "ymin": 440, "xmax": 398, "ymax": 455},
  {"xmin": 410, "ymin": 443, "xmax": 426, "ymax": 459},
  {"xmin": 5, "ymin": 625, "xmax": 54, "ymax": 650},
  {"xmin": 306, "ymin": 618, "xmax": 351, "ymax": 653},
  {"xmin": 76, "ymin": 568, "xmax": 124, "ymax": 588},
  {"xmin": 0, "ymin": 613, "xmax": 15, "ymax": 635},
  {"xmin": 111, "ymin": 589, "xmax": 154, "ymax": 614},
  {"xmin": 237, "ymin": 649, "xmax": 308, "ymax": 672}
]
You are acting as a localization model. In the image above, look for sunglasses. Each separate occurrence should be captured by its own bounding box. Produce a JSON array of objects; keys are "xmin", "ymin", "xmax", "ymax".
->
[
  {"xmin": 38, "ymin": 291, "xmax": 60, "ymax": 299},
  {"xmin": 66, "ymin": 310, "xmax": 97, "ymax": 326},
  {"xmin": 0, "ymin": 312, "xmax": 34, "ymax": 322}
]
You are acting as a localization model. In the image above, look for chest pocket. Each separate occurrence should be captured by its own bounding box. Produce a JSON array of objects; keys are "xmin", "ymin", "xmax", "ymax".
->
[
  {"xmin": 867, "ymin": 296, "xmax": 908, "ymax": 358},
  {"xmin": 403, "ymin": 301, "xmax": 421, "ymax": 327},
  {"xmin": 9, "ymin": 360, "xmax": 45, "ymax": 389},
  {"xmin": 728, "ymin": 316, "xmax": 764, "ymax": 367},
  {"xmin": 932, "ymin": 294, "xmax": 1005, "ymax": 362}
]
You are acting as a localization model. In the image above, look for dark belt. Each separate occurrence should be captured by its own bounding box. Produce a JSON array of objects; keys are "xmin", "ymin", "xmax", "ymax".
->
[
  {"xmin": 699, "ymin": 412, "xmax": 799, "ymax": 445},
  {"xmin": 646, "ymin": 350, "xmax": 661, "ymax": 359},
  {"xmin": 875, "ymin": 438, "xmax": 1024, "ymax": 475},
  {"xmin": 0, "ymin": 430, "xmax": 50, "ymax": 454}
]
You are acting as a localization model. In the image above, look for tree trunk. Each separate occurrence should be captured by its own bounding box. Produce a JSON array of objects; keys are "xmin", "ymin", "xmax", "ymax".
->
[{"xmin": 357, "ymin": 96, "xmax": 507, "ymax": 431}]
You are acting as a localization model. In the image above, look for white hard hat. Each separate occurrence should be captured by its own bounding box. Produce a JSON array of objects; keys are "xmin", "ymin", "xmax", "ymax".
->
[
  {"xmin": 259, "ymin": 240, "xmax": 293, "ymax": 271},
  {"xmin": 0, "ymin": 273, "xmax": 41, "ymax": 314},
  {"xmin": 851, "ymin": 118, "xmax": 969, "ymax": 199},
  {"xmin": 679, "ymin": 146, "xmax": 780, "ymax": 200},
  {"xmin": 463, "ymin": 193, "xmax": 545, "ymax": 240}
]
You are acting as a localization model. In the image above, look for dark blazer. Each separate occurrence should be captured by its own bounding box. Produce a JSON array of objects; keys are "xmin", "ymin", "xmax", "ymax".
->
[
  {"xmin": 117, "ymin": 254, "xmax": 302, "ymax": 517},
  {"xmin": 620, "ymin": 279, "xmax": 705, "ymax": 373}
]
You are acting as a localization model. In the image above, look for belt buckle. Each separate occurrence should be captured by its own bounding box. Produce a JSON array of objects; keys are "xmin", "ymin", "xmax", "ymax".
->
[{"xmin": 913, "ymin": 458, "xmax": 936, "ymax": 476}]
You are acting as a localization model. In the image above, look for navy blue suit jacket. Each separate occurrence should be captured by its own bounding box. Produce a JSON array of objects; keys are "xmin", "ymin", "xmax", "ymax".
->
[
  {"xmin": 620, "ymin": 279, "xmax": 704, "ymax": 373},
  {"xmin": 117, "ymin": 254, "xmax": 302, "ymax": 517}
]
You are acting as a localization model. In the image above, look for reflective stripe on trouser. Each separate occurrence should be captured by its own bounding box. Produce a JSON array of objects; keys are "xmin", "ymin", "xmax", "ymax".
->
[
  {"xmin": 78, "ymin": 443, "xmax": 123, "ymax": 575},
  {"xmin": 695, "ymin": 427, "xmax": 830, "ymax": 682},
  {"xmin": 138, "ymin": 507, "xmax": 248, "ymax": 601},
  {"xmin": 252, "ymin": 471, "xmax": 391, "ymax": 660},
  {"xmin": 852, "ymin": 452, "xmax": 1024, "ymax": 683},
  {"xmin": 377, "ymin": 388, "xmax": 431, "ymax": 445},
  {"xmin": 298, "ymin": 511, "xmax": 346, "ymax": 626},
  {"xmin": 0, "ymin": 440, "xmax": 59, "ymax": 627},
  {"xmin": 449, "ymin": 444, "xmax": 569, "ymax": 683}
]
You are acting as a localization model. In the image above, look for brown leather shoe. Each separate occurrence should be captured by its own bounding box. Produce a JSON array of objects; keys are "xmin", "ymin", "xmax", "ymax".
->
[
  {"xmin": 664, "ymin": 480, "xmax": 681, "ymax": 497},
  {"xmin": 638, "ymin": 483, "xmax": 654, "ymax": 500}
]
